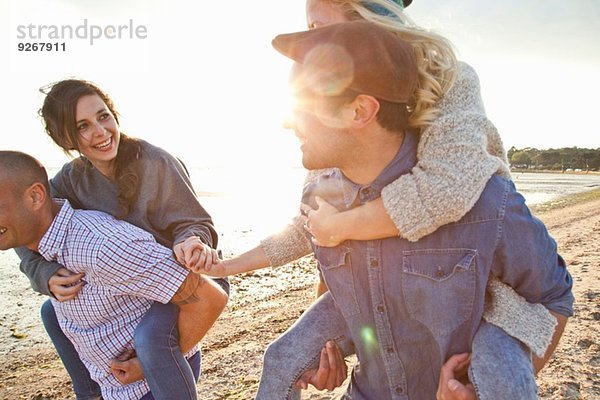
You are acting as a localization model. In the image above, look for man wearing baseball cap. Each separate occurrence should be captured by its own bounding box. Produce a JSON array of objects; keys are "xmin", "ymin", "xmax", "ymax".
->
[{"xmin": 268, "ymin": 20, "xmax": 573, "ymax": 399}]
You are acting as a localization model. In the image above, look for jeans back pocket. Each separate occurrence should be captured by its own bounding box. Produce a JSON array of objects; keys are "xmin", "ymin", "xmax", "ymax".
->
[
  {"xmin": 316, "ymin": 245, "xmax": 360, "ymax": 318},
  {"xmin": 401, "ymin": 249, "xmax": 477, "ymax": 337}
]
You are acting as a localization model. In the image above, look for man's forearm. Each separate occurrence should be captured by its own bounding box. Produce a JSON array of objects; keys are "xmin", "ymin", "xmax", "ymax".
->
[
  {"xmin": 171, "ymin": 273, "xmax": 228, "ymax": 353},
  {"xmin": 533, "ymin": 311, "xmax": 568, "ymax": 373}
]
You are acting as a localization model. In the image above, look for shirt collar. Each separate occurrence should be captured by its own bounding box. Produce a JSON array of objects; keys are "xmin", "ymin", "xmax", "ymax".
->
[
  {"xmin": 38, "ymin": 199, "xmax": 74, "ymax": 261},
  {"xmin": 333, "ymin": 129, "xmax": 419, "ymax": 208}
]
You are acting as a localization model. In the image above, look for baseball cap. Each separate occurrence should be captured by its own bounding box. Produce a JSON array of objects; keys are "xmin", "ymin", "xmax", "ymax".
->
[
  {"xmin": 272, "ymin": 20, "xmax": 418, "ymax": 104},
  {"xmin": 364, "ymin": 0, "xmax": 412, "ymax": 16}
]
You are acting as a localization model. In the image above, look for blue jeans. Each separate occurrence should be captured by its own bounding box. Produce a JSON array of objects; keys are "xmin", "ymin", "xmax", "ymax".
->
[
  {"xmin": 256, "ymin": 292, "xmax": 353, "ymax": 400},
  {"xmin": 469, "ymin": 321, "xmax": 537, "ymax": 399},
  {"xmin": 256, "ymin": 294, "xmax": 538, "ymax": 400},
  {"xmin": 41, "ymin": 301, "xmax": 198, "ymax": 400},
  {"xmin": 140, "ymin": 351, "xmax": 201, "ymax": 400}
]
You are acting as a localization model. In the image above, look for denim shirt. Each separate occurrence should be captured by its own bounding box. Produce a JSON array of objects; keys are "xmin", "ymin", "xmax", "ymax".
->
[{"xmin": 303, "ymin": 131, "xmax": 574, "ymax": 399}]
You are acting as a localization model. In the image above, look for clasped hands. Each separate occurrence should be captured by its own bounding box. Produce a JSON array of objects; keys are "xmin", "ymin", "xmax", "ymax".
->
[{"xmin": 173, "ymin": 236, "xmax": 219, "ymax": 273}]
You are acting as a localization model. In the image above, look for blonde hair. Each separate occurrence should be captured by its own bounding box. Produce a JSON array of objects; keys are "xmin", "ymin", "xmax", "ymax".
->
[{"xmin": 322, "ymin": 0, "xmax": 458, "ymax": 132}]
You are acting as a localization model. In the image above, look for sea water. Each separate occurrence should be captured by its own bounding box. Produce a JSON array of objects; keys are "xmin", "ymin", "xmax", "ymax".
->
[{"xmin": 45, "ymin": 167, "xmax": 600, "ymax": 254}]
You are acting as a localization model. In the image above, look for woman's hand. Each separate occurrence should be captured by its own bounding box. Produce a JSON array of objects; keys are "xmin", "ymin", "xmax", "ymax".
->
[
  {"xmin": 110, "ymin": 349, "xmax": 144, "ymax": 385},
  {"xmin": 48, "ymin": 267, "xmax": 86, "ymax": 302},
  {"xmin": 301, "ymin": 196, "xmax": 345, "ymax": 247},
  {"xmin": 173, "ymin": 236, "xmax": 219, "ymax": 274}
]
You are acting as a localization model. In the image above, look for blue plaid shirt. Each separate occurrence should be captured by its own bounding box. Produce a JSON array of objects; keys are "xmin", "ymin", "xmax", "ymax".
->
[
  {"xmin": 38, "ymin": 200, "xmax": 194, "ymax": 400},
  {"xmin": 304, "ymin": 131, "xmax": 574, "ymax": 399}
]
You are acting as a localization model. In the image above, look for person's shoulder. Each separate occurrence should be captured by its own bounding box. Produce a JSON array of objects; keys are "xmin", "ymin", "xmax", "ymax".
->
[
  {"xmin": 72, "ymin": 207, "xmax": 154, "ymax": 243},
  {"xmin": 447, "ymin": 61, "xmax": 482, "ymax": 101},
  {"xmin": 65, "ymin": 209, "xmax": 114, "ymax": 248},
  {"xmin": 136, "ymin": 139, "xmax": 171, "ymax": 157},
  {"xmin": 449, "ymin": 175, "xmax": 511, "ymax": 226},
  {"xmin": 470, "ymin": 175, "xmax": 514, "ymax": 217},
  {"xmin": 456, "ymin": 61, "xmax": 479, "ymax": 86},
  {"xmin": 136, "ymin": 139, "xmax": 183, "ymax": 167},
  {"xmin": 433, "ymin": 61, "xmax": 486, "ymax": 121},
  {"xmin": 50, "ymin": 157, "xmax": 88, "ymax": 187},
  {"xmin": 55, "ymin": 157, "xmax": 88, "ymax": 175}
]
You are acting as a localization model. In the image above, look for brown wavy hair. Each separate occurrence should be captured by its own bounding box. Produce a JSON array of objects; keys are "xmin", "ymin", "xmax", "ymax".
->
[{"xmin": 39, "ymin": 79, "xmax": 141, "ymax": 217}]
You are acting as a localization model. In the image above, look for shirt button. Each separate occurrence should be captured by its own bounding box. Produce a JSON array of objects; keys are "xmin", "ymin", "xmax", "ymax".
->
[
  {"xmin": 396, "ymin": 386, "xmax": 403, "ymax": 394},
  {"xmin": 370, "ymin": 259, "xmax": 379, "ymax": 267},
  {"xmin": 436, "ymin": 269, "xmax": 445, "ymax": 277},
  {"xmin": 377, "ymin": 304, "xmax": 385, "ymax": 313},
  {"xmin": 361, "ymin": 187, "xmax": 372, "ymax": 196},
  {"xmin": 387, "ymin": 347, "xmax": 394, "ymax": 353}
]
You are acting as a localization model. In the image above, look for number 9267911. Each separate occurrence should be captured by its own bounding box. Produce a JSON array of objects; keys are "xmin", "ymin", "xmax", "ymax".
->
[{"xmin": 17, "ymin": 42, "xmax": 66, "ymax": 51}]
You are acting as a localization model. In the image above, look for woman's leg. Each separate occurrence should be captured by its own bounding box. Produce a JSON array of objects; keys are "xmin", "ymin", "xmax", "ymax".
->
[
  {"xmin": 136, "ymin": 277, "xmax": 229, "ymax": 400},
  {"xmin": 140, "ymin": 351, "xmax": 201, "ymax": 400},
  {"xmin": 40, "ymin": 299, "xmax": 102, "ymax": 400},
  {"xmin": 255, "ymin": 292, "xmax": 353, "ymax": 400},
  {"xmin": 134, "ymin": 301, "xmax": 198, "ymax": 400},
  {"xmin": 469, "ymin": 321, "xmax": 538, "ymax": 400}
]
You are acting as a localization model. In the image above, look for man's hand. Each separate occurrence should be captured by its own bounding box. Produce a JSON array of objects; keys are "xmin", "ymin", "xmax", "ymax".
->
[
  {"xmin": 301, "ymin": 196, "xmax": 344, "ymax": 247},
  {"xmin": 173, "ymin": 236, "xmax": 219, "ymax": 274},
  {"xmin": 436, "ymin": 353, "xmax": 476, "ymax": 400},
  {"xmin": 294, "ymin": 340, "xmax": 348, "ymax": 391},
  {"xmin": 109, "ymin": 349, "xmax": 144, "ymax": 385},
  {"xmin": 48, "ymin": 267, "xmax": 85, "ymax": 302}
]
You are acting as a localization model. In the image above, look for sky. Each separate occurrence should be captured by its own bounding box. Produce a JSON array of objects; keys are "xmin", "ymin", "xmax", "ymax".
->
[{"xmin": 1, "ymin": 0, "xmax": 599, "ymax": 170}]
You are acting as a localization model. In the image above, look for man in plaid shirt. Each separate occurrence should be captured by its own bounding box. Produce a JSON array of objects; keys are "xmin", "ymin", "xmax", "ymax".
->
[{"xmin": 0, "ymin": 151, "xmax": 228, "ymax": 399}]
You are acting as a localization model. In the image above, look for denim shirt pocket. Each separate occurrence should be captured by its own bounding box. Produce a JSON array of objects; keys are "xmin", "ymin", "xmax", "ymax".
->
[
  {"xmin": 401, "ymin": 248, "xmax": 477, "ymax": 336},
  {"xmin": 316, "ymin": 245, "xmax": 360, "ymax": 318}
]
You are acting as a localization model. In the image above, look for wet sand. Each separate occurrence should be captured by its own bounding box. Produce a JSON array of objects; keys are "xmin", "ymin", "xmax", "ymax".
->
[{"xmin": 0, "ymin": 190, "xmax": 599, "ymax": 399}]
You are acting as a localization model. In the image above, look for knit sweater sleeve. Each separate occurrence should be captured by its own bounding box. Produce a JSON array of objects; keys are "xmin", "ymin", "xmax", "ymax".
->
[
  {"xmin": 260, "ymin": 215, "xmax": 313, "ymax": 267},
  {"xmin": 382, "ymin": 62, "xmax": 510, "ymax": 242},
  {"xmin": 259, "ymin": 170, "xmax": 327, "ymax": 267}
]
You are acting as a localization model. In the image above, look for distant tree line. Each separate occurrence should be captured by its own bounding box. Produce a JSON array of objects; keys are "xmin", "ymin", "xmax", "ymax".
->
[{"xmin": 507, "ymin": 147, "xmax": 600, "ymax": 171}]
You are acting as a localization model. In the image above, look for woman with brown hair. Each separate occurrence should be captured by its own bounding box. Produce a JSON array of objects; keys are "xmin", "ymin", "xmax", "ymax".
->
[{"xmin": 17, "ymin": 79, "xmax": 228, "ymax": 400}]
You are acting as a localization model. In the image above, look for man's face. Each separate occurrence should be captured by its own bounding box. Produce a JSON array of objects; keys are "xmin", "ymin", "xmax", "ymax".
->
[
  {"xmin": 0, "ymin": 180, "xmax": 36, "ymax": 251},
  {"xmin": 287, "ymin": 65, "xmax": 353, "ymax": 171}
]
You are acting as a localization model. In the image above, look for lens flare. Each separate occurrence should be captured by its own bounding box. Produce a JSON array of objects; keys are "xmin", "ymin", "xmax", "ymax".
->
[{"xmin": 360, "ymin": 325, "xmax": 379, "ymax": 354}]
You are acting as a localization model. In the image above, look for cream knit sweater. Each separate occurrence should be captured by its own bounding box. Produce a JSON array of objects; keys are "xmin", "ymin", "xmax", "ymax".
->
[{"xmin": 260, "ymin": 62, "xmax": 556, "ymax": 357}]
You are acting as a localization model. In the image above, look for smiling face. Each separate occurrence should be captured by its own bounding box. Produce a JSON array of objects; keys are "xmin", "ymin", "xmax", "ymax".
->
[{"xmin": 75, "ymin": 94, "xmax": 121, "ymax": 177}]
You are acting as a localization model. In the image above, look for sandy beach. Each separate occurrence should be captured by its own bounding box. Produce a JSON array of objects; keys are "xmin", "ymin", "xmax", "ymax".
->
[{"xmin": 0, "ymin": 190, "xmax": 599, "ymax": 399}]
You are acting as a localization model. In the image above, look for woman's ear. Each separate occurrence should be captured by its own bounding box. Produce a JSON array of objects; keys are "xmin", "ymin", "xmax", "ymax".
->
[{"xmin": 348, "ymin": 95, "xmax": 380, "ymax": 128}]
